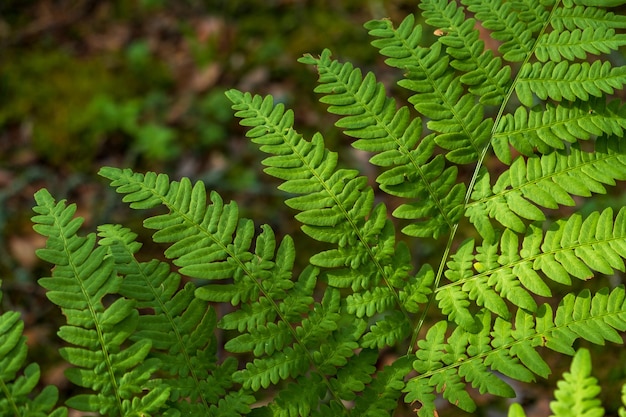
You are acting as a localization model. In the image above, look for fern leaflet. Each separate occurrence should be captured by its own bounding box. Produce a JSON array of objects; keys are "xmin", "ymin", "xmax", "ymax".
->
[
  {"xmin": 32, "ymin": 189, "xmax": 169, "ymax": 416},
  {"xmin": 0, "ymin": 282, "xmax": 67, "ymax": 417}
]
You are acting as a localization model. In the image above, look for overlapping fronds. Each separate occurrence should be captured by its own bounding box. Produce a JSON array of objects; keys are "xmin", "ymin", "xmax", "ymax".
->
[
  {"xmin": 438, "ymin": 207, "xmax": 626, "ymax": 329},
  {"xmin": 100, "ymin": 167, "xmax": 400, "ymax": 415},
  {"xmin": 99, "ymin": 167, "xmax": 268, "ymax": 293},
  {"xmin": 406, "ymin": 286, "xmax": 626, "ymax": 416},
  {"xmin": 365, "ymin": 9, "xmax": 493, "ymax": 165},
  {"xmin": 468, "ymin": 136, "xmax": 626, "ymax": 241},
  {"xmin": 0, "ymin": 282, "xmax": 67, "ymax": 417},
  {"xmin": 97, "ymin": 224, "xmax": 239, "ymax": 414},
  {"xmin": 463, "ymin": 0, "xmax": 547, "ymax": 62},
  {"xmin": 482, "ymin": 0, "xmax": 626, "ymax": 164},
  {"xmin": 32, "ymin": 190, "xmax": 168, "ymax": 416},
  {"xmin": 418, "ymin": 0, "xmax": 512, "ymax": 104},
  {"xmin": 14, "ymin": 1, "xmax": 626, "ymax": 416},
  {"xmin": 299, "ymin": 49, "xmax": 465, "ymax": 239},
  {"xmin": 225, "ymin": 89, "xmax": 430, "ymax": 348}
]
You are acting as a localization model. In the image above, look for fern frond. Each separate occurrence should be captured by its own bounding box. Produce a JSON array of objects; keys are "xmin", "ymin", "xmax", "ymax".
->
[
  {"xmin": 439, "ymin": 207, "xmax": 626, "ymax": 328},
  {"xmin": 32, "ymin": 189, "xmax": 168, "ymax": 416},
  {"xmin": 351, "ymin": 356, "xmax": 411, "ymax": 416},
  {"xmin": 268, "ymin": 374, "xmax": 326, "ymax": 417},
  {"xmin": 406, "ymin": 286, "xmax": 626, "ymax": 416},
  {"xmin": 328, "ymin": 348, "xmax": 377, "ymax": 401},
  {"xmin": 97, "ymin": 224, "xmax": 234, "ymax": 413},
  {"xmin": 100, "ymin": 168, "xmax": 258, "ymax": 290},
  {"xmin": 492, "ymin": 99, "xmax": 626, "ymax": 163},
  {"xmin": 0, "ymin": 283, "xmax": 67, "ymax": 417},
  {"xmin": 536, "ymin": 26, "xmax": 626, "ymax": 62},
  {"xmin": 225, "ymin": 90, "xmax": 421, "ymax": 342},
  {"xmin": 468, "ymin": 136, "xmax": 626, "ymax": 240},
  {"xmin": 515, "ymin": 60, "xmax": 626, "ymax": 107},
  {"xmin": 101, "ymin": 167, "xmax": 381, "ymax": 414},
  {"xmin": 414, "ymin": 0, "xmax": 511, "ymax": 105},
  {"xmin": 365, "ymin": 11, "xmax": 493, "ymax": 165},
  {"xmin": 549, "ymin": 348, "xmax": 604, "ymax": 417},
  {"xmin": 551, "ymin": 4, "xmax": 626, "ymax": 32},
  {"xmin": 299, "ymin": 49, "xmax": 465, "ymax": 239}
]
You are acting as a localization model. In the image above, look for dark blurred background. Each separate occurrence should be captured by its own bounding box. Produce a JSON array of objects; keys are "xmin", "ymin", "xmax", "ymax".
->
[{"xmin": 2, "ymin": 1, "xmax": 626, "ymax": 416}]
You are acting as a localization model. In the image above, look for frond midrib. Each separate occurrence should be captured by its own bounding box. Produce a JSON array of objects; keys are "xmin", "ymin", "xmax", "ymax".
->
[
  {"xmin": 435, "ymin": 231, "xmax": 624, "ymax": 298},
  {"xmin": 61, "ymin": 227, "xmax": 124, "ymax": 413}
]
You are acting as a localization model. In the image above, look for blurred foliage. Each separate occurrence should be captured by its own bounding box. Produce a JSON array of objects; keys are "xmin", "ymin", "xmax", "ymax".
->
[{"xmin": 0, "ymin": 0, "xmax": 414, "ymax": 171}]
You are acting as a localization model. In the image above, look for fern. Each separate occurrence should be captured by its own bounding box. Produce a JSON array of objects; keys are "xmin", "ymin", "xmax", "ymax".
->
[
  {"xmin": 96, "ymin": 224, "xmax": 238, "ymax": 414},
  {"xmin": 0, "ymin": 282, "xmax": 67, "ymax": 417},
  {"xmin": 509, "ymin": 348, "xmax": 605, "ymax": 417},
  {"xmin": 32, "ymin": 190, "xmax": 170, "ymax": 416},
  {"xmin": 3, "ymin": 0, "xmax": 626, "ymax": 416}
]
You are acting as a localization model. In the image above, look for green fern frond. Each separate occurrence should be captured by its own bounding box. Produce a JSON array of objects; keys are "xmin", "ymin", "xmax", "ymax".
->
[
  {"xmin": 32, "ymin": 189, "xmax": 168, "ymax": 416},
  {"xmin": 268, "ymin": 374, "xmax": 326, "ymax": 417},
  {"xmin": 225, "ymin": 90, "xmax": 422, "ymax": 342},
  {"xmin": 351, "ymin": 356, "xmax": 411, "ymax": 416},
  {"xmin": 507, "ymin": 347, "xmax": 606, "ymax": 417},
  {"xmin": 101, "ymin": 167, "xmax": 383, "ymax": 414},
  {"xmin": 536, "ymin": 26, "xmax": 626, "ymax": 62},
  {"xmin": 225, "ymin": 90, "xmax": 378, "ymax": 246},
  {"xmin": 406, "ymin": 286, "xmax": 626, "ymax": 415},
  {"xmin": 299, "ymin": 49, "xmax": 465, "ymax": 239},
  {"xmin": 0, "ymin": 283, "xmax": 67, "ymax": 417},
  {"xmin": 551, "ymin": 4, "xmax": 626, "ymax": 31},
  {"xmin": 439, "ymin": 207, "xmax": 626, "ymax": 328},
  {"xmin": 13, "ymin": 2, "xmax": 626, "ymax": 416},
  {"xmin": 463, "ymin": 0, "xmax": 548, "ymax": 62},
  {"xmin": 100, "ymin": 168, "xmax": 259, "ymax": 289},
  {"xmin": 416, "ymin": 0, "xmax": 510, "ymax": 104},
  {"xmin": 549, "ymin": 348, "xmax": 604, "ymax": 417},
  {"xmin": 468, "ymin": 136, "xmax": 626, "ymax": 240},
  {"xmin": 492, "ymin": 99, "xmax": 626, "ymax": 163},
  {"xmin": 515, "ymin": 60, "xmax": 626, "ymax": 107}
]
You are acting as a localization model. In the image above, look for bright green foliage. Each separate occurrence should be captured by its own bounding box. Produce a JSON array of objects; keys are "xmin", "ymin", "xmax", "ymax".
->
[
  {"xmin": 0, "ymin": 283, "xmax": 67, "ymax": 417},
  {"xmin": 32, "ymin": 190, "xmax": 169, "ymax": 416},
  {"xmin": 297, "ymin": 49, "xmax": 465, "ymax": 239},
  {"xmin": 550, "ymin": 349, "xmax": 603, "ymax": 417},
  {"xmin": 97, "ymin": 224, "xmax": 240, "ymax": 415},
  {"xmin": 4, "ymin": 0, "xmax": 626, "ymax": 416},
  {"xmin": 510, "ymin": 348, "xmax": 605, "ymax": 417}
]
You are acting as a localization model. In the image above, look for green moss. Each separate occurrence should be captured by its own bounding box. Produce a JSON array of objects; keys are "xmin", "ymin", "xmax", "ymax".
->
[{"xmin": 0, "ymin": 46, "xmax": 172, "ymax": 170}]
